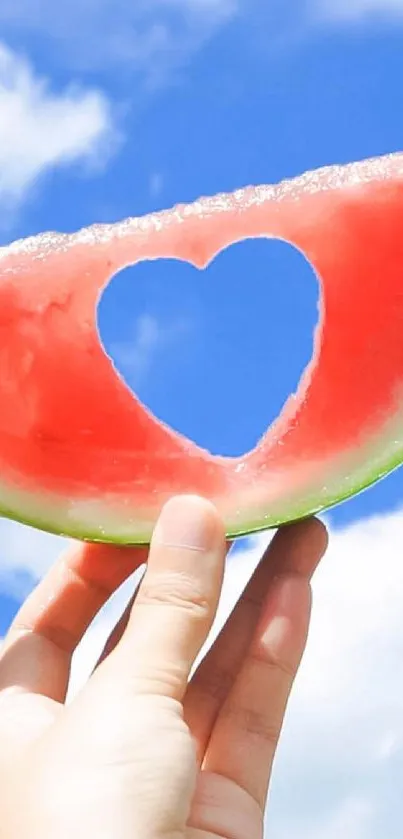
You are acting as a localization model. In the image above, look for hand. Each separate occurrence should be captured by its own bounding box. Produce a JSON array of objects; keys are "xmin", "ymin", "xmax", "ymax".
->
[{"xmin": 0, "ymin": 496, "xmax": 327, "ymax": 839}]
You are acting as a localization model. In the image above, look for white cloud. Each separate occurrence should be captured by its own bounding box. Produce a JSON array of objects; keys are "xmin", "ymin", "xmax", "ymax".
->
[
  {"xmin": 3, "ymin": 506, "xmax": 403, "ymax": 836},
  {"xmin": 313, "ymin": 0, "xmax": 403, "ymax": 22},
  {"xmin": 273, "ymin": 796, "xmax": 375, "ymax": 839},
  {"xmin": 264, "ymin": 508, "xmax": 403, "ymax": 838},
  {"xmin": 0, "ymin": 517, "xmax": 66, "ymax": 599},
  {"xmin": 0, "ymin": 42, "xmax": 117, "ymax": 212},
  {"xmin": 0, "ymin": 0, "xmax": 237, "ymax": 77}
]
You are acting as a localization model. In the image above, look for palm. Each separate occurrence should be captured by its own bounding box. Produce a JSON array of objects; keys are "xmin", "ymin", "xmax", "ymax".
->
[{"xmin": 0, "ymin": 690, "xmax": 58, "ymax": 759}]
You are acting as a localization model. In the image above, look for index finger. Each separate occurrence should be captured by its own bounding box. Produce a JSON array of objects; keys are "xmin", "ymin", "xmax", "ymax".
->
[
  {"xmin": 102, "ymin": 496, "xmax": 227, "ymax": 702},
  {"xmin": 0, "ymin": 541, "xmax": 147, "ymax": 701}
]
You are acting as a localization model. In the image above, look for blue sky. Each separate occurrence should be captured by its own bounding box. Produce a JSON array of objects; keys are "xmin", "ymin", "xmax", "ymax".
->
[{"xmin": 1, "ymin": 1, "xmax": 403, "ymax": 837}]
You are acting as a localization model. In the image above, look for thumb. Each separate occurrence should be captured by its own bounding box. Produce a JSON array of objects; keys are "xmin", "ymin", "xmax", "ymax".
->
[{"xmin": 101, "ymin": 495, "xmax": 227, "ymax": 701}]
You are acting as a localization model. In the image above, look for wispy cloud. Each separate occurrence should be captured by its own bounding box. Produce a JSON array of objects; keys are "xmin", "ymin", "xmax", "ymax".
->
[
  {"xmin": 0, "ymin": 0, "xmax": 238, "ymax": 78},
  {"xmin": 110, "ymin": 314, "xmax": 162, "ymax": 386},
  {"xmin": 148, "ymin": 172, "xmax": 165, "ymax": 200},
  {"xmin": 0, "ymin": 42, "xmax": 118, "ymax": 216},
  {"xmin": 109, "ymin": 313, "xmax": 191, "ymax": 388},
  {"xmin": 312, "ymin": 0, "xmax": 403, "ymax": 22},
  {"xmin": 1, "ymin": 0, "xmax": 398, "ymax": 99}
]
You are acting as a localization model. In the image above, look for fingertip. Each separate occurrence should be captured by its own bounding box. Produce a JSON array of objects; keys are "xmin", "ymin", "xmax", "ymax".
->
[
  {"xmin": 282, "ymin": 514, "xmax": 328, "ymax": 542},
  {"xmin": 265, "ymin": 516, "xmax": 329, "ymax": 580},
  {"xmin": 152, "ymin": 495, "xmax": 225, "ymax": 554},
  {"xmin": 290, "ymin": 516, "xmax": 329, "ymax": 554}
]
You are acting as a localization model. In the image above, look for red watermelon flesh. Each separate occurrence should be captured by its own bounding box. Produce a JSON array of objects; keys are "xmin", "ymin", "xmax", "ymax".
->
[{"xmin": 0, "ymin": 152, "xmax": 403, "ymax": 544}]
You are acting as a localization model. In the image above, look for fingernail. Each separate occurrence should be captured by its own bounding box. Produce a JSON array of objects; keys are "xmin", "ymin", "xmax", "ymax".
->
[{"xmin": 153, "ymin": 495, "xmax": 218, "ymax": 552}]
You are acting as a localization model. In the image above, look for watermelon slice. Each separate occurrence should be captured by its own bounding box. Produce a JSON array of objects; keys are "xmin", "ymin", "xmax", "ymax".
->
[{"xmin": 1, "ymin": 152, "xmax": 403, "ymax": 544}]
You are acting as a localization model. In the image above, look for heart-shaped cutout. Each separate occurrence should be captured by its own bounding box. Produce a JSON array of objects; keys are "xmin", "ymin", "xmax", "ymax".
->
[
  {"xmin": 98, "ymin": 238, "xmax": 319, "ymax": 457},
  {"xmin": 2, "ymin": 153, "xmax": 401, "ymax": 544}
]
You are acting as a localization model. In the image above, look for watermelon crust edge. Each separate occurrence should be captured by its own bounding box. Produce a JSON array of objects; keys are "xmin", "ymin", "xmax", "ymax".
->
[
  {"xmin": 0, "ymin": 151, "xmax": 403, "ymax": 544},
  {"xmin": 0, "ymin": 445, "xmax": 401, "ymax": 544}
]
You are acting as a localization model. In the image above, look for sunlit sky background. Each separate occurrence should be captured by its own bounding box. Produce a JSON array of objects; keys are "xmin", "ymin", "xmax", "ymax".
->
[{"xmin": 1, "ymin": 2, "xmax": 403, "ymax": 836}]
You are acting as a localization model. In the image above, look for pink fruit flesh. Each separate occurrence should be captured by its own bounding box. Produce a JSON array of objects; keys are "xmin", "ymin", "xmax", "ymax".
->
[{"xmin": 0, "ymin": 153, "xmax": 402, "ymax": 543}]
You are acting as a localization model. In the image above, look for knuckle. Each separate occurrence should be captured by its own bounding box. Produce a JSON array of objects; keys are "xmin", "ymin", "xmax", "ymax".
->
[
  {"xmin": 193, "ymin": 662, "xmax": 235, "ymax": 703},
  {"xmin": 137, "ymin": 572, "xmax": 211, "ymax": 621},
  {"xmin": 223, "ymin": 701, "xmax": 282, "ymax": 747},
  {"xmin": 248, "ymin": 645, "xmax": 296, "ymax": 681},
  {"xmin": 8, "ymin": 621, "xmax": 75, "ymax": 655}
]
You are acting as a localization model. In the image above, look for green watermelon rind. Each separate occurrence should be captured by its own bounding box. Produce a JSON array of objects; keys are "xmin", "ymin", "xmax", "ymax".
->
[{"xmin": 0, "ymin": 435, "xmax": 401, "ymax": 543}]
